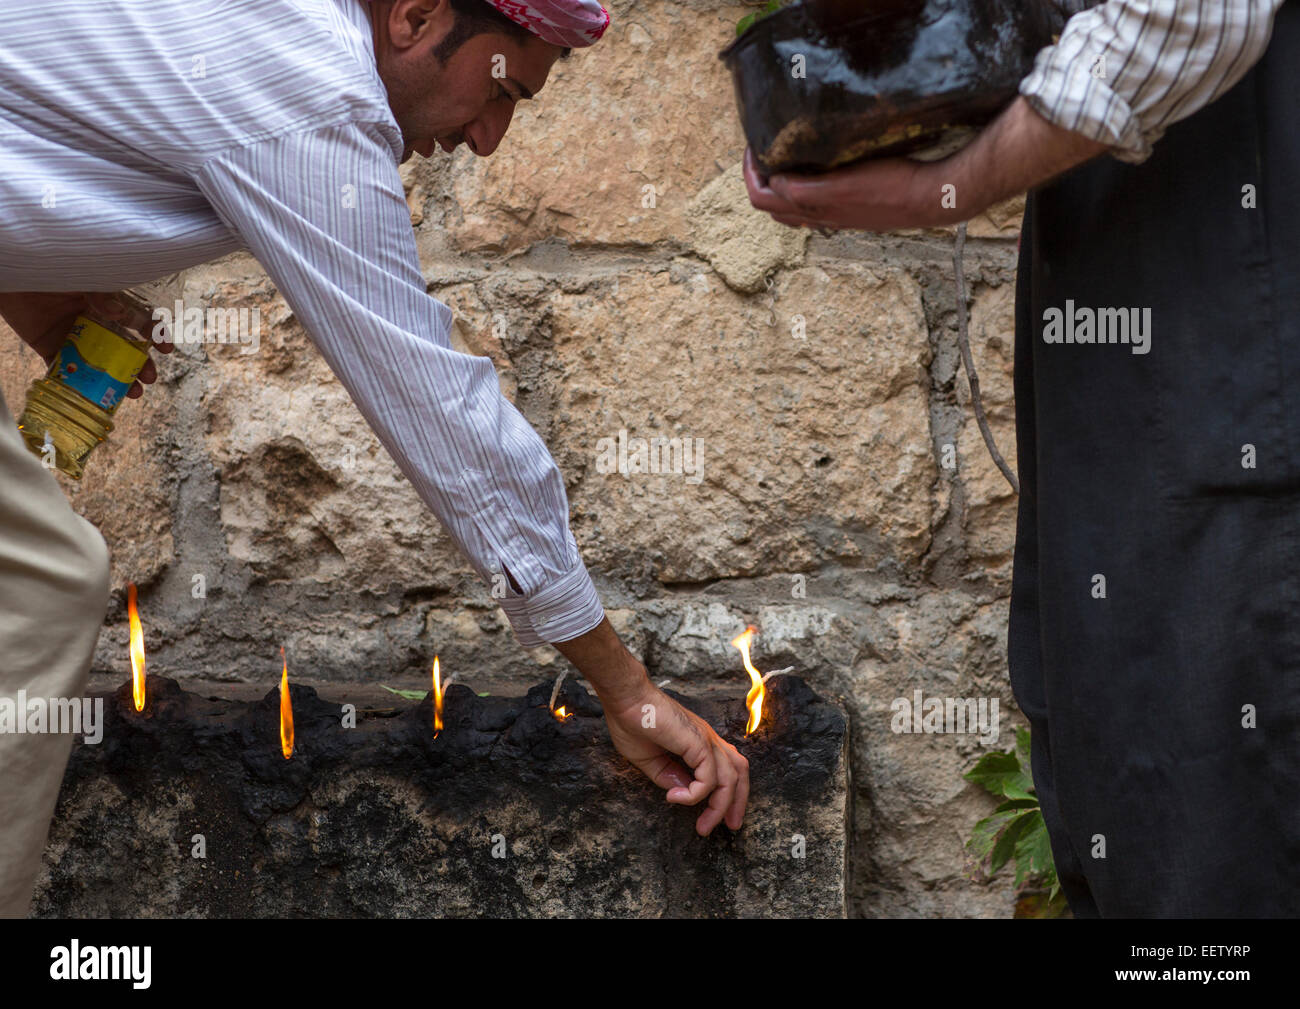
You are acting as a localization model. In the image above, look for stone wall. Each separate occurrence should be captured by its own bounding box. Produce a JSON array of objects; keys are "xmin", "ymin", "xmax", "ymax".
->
[{"xmin": 0, "ymin": 0, "xmax": 1028, "ymax": 917}]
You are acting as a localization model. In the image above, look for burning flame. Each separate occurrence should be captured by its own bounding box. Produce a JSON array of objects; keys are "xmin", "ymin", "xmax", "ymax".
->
[
  {"xmin": 553, "ymin": 705, "xmax": 569, "ymax": 721},
  {"xmin": 731, "ymin": 625, "xmax": 765, "ymax": 735},
  {"xmin": 432, "ymin": 656, "xmax": 444, "ymax": 738},
  {"xmin": 279, "ymin": 646, "xmax": 294, "ymax": 760},
  {"xmin": 127, "ymin": 583, "xmax": 145, "ymax": 712}
]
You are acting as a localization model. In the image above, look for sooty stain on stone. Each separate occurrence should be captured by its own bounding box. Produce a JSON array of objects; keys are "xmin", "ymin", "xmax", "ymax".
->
[{"xmin": 35, "ymin": 674, "xmax": 847, "ymax": 917}]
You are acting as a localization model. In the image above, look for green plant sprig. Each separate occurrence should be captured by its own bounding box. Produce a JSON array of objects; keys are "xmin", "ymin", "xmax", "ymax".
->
[
  {"xmin": 736, "ymin": 1, "xmax": 789, "ymax": 36},
  {"xmin": 964, "ymin": 727, "xmax": 1063, "ymax": 904}
]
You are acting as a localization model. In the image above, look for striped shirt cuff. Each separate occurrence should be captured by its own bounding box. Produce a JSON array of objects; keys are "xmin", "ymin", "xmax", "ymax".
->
[
  {"xmin": 1020, "ymin": 1, "xmax": 1284, "ymax": 168},
  {"xmin": 1019, "ymin": 38, "xmax": 1153, "ymax": 165},
  {"xmin": 496, "ymin": 560, "xmax": 606, "ymax": 648}
]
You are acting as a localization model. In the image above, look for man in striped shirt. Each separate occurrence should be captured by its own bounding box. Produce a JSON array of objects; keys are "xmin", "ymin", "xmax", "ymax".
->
[
  {"xmin": 749, "ymin": 0, "xmax": 1298, "ymax": 916},
  {"xmin": 0, "ymin": 0, "xmax": 749, "ymax": 919}
]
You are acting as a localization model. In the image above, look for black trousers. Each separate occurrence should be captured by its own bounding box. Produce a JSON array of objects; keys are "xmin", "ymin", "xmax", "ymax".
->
[{"xmin": 1010, "ymin": 2, "xmax": 1300, "ymax": 916}]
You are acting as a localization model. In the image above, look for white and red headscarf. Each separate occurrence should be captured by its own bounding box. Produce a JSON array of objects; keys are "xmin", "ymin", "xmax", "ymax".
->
[{"xmin": 484, "ymin": 0, "xmax": 609, "ymax": 48}]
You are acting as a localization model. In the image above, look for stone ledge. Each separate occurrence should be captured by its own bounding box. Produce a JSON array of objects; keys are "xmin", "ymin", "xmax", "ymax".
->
[{"xmin": 34, "ymin": 674, "xmax": 848, "ymax": 918}]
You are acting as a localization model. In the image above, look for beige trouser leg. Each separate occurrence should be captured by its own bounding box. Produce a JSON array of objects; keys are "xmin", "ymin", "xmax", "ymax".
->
[{"xmin": 0, "ymin": 383, "xmax": 110, "ymax": 918}]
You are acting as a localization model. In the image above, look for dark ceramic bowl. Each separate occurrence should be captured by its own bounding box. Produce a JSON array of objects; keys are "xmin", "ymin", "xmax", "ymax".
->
[{"xmin": 722, "ymin": 0, "xmax": 1067, "ymax": 174}]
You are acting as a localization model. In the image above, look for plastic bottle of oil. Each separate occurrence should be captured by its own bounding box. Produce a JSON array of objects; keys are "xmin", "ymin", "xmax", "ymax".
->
[{"xmin": 16, "ymin": 288, "xmax": 160, "ymax": 480}]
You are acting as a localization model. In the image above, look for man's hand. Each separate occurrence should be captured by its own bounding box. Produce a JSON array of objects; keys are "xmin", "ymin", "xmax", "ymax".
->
[
  {"xmin": 553, "ymin": 617, "xmax": 750, "ymax": 836},
  {"xmin": 603, "ymin": 679, "xmax": 750, "ymax": 836},
  {"xmin": 745, "ymin": 146, "xmax": 937, "ymax": 232},
  {"xmin": 0, "ymin": 291, "xmax": 173, "ymax": 399},
  {"xmin": 745, "ymin": 97, "xmax": 1110, "ymax": 232}
]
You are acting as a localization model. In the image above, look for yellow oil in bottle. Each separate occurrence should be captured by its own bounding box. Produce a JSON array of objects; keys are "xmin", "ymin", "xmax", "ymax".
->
[{"xmin": 17, "ymin": 308, "xmax": 152, "ymax": 480}]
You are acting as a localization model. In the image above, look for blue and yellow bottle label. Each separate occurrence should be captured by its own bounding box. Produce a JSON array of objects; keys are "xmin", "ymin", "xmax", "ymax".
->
[{"xmin": 50, "ymin": 316, "xmax": 150, "ymax": 414}]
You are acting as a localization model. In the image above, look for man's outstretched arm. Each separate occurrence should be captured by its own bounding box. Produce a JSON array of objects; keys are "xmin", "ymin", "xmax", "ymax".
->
[
  {"xmin": 747, "ymin": 0, "xmax": 1283, "ymax": 230},
  {"xmin": 188, "ymin": 119, "xmax": 747, "ymax": 834},
  {"xmin": 745, "ymin": 96, "xmax": 1108, "ymax": 232}
]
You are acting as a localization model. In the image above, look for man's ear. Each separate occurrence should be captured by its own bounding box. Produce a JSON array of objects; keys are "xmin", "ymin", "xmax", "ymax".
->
[{"xmin": 388, "ymin": 0, "xmax": 452, "ymax": 49}]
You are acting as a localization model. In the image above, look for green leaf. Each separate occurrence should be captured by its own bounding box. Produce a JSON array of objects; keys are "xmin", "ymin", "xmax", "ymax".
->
[
  {"xmin": 989, "ymin": 812, "xmax": 1035, "ymax": 875},
  {"xmin": 1015, "ymin": 725, "xmax": 1033, "ymax": 771},
  {"xmin": 477, "ymin": 691, "xmax": 491, "ymax": 697},
  {"xmin": 964, "ymin": 749, "xmax": 1017, "ymax": 783},
  {"xmin": 1004, "ymin": 780, "xmax": 1036, "ymax": 801},
  {"xmin": 992, "ymin": 798, "xmax": 1040, "ymax": 814},
  {"xmin": 966, "ymin": 808, "xmax": 1021, "ymax": 860},
  {"xmin": 963, "ymin": 750, "xmax": 1035, "ymax": 801},
  {"xmin": 736, "ymin": 1, "xmax": 785, "ymax": 36},
  {"xmin": 1011, "ymin": 813, "xmax": 1055, "ymax": 889},
  {"xmin": 380, "ymin": 685, "xmax": 429, "ymax": 700}
]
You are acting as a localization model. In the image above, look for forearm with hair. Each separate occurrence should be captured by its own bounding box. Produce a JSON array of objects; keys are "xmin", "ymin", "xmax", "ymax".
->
[
  {"xmin": 551, "ymin": 617, "xmax": 649, "ymax": 709},
  {"xmin": 932, "ymin": 96, "xmax": 1110, "ymax": 223}
]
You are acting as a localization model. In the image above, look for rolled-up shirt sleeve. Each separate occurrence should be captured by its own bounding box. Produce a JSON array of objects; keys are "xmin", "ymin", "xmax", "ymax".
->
[
  {"xmin": 190, "ymin": 119, "xmax": 604, "ymax": 647},
  {"xmin": 1021, "ymin": 0, "xmax": 1284, "ymax": 165}
]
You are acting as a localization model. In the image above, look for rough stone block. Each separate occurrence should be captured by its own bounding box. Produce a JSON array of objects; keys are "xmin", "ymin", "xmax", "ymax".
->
[{"xmin": 33, "ymin": 674, "xmax": 849, "ymax": 918}]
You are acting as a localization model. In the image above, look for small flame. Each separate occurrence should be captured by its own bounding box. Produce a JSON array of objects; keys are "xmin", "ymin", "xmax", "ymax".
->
[
  {"xmin": 554, "ymin": 705, "xmax": 569, "ymax": 721},
  {"xmin": 127, "ymin": 583, "xmax": 145, "ymax": 712},
  {"xmin": 279, "ymin": 646, "xmax": 294, "ymax": 760},
  {"xmin": 731, "ymin": 625, "xmax": 764, "ymax": 735},
  {"xmin": 432, "ymin": 656, "xmax": 444, "ymax": 738}
]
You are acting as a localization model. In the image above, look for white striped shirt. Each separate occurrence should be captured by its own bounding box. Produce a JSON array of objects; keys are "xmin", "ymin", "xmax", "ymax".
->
[
  {"xmin": 1023, "ymin": 1, "xmax": 1286, "ymax": 164},
  {"xmin": 0, "ymin": 0, "xmax": 603, "ymax": 647}
]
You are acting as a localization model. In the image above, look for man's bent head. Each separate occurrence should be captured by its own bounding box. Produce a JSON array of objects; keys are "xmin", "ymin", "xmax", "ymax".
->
[{"xmin": 366, "ymin": 0, "xmax": 608, "ymax": 162}]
